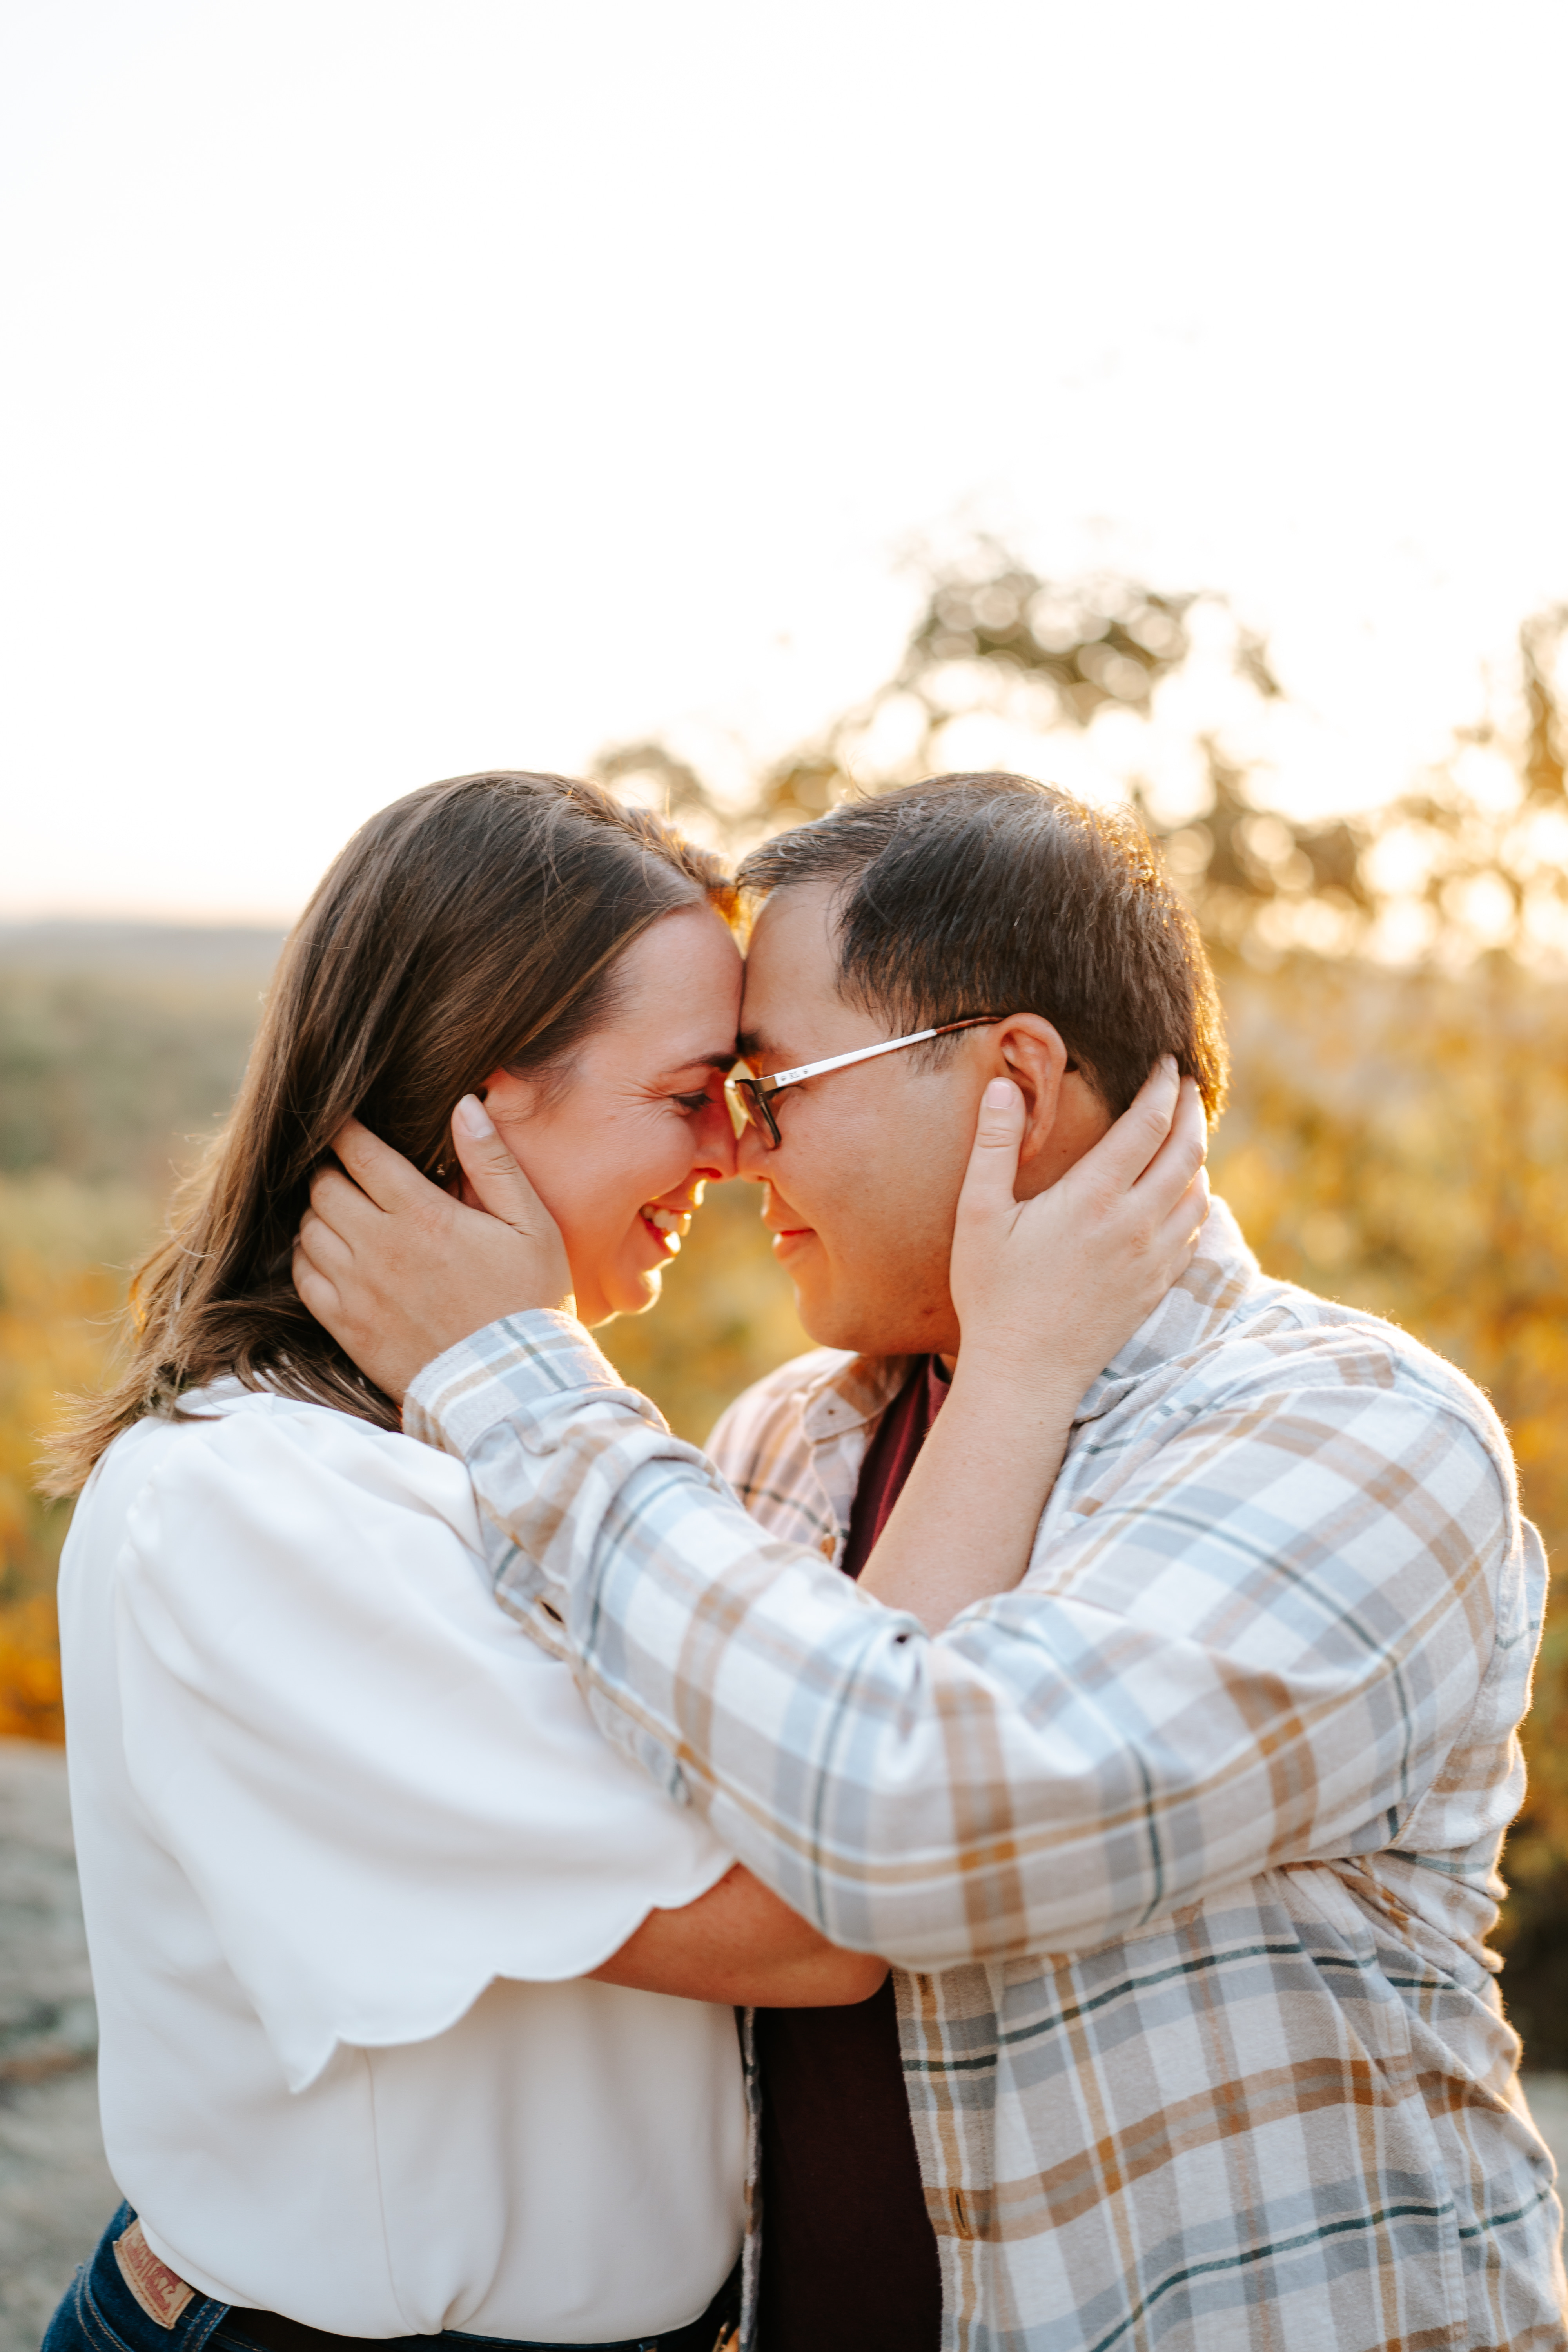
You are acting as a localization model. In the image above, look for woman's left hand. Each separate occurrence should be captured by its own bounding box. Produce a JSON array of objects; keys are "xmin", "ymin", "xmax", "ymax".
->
[
  {"xmin": 859, "ymin": 1060, "xmax": 1209, "ymax": 1630},
  {"xmin": 949, "ymin": 1056, "xmax": 1210, "ymax": 1399},
  {"xmin": 292, "ymin": 1096, "xmax": 574, "ymax": 1403}
]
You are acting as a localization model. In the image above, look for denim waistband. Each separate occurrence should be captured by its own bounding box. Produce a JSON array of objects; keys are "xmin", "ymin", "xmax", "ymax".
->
[{"xmin": 44, "ymin": 2205, "xmax": 738, "ymax": 2352}]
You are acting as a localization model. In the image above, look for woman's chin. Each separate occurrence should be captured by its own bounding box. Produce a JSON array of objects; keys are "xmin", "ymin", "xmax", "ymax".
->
[
  {"xmin": 621, "ymin": 1265, "xmax": 667, "ymax": 1317},
  {"xmin": 581, "ymin": 1265, "xmax": 666, "ymax": 1327}
]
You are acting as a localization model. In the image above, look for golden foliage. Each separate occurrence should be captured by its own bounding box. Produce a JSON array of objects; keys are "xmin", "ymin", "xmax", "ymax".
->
[{"xmin": 0, "ymin": 1175, "xmax": 152, "ymax": 1740}]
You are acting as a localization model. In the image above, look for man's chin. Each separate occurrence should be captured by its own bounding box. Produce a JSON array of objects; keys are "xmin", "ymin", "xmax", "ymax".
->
[
  {"xmin": 792, "ymin": 1274, "xmax": 959, "ymax": 1359},
  {"xmin": 788, "ymin": 1274, "xmax": 849, "ymax": 1352},
  {"xmin": 791, "ymin": 1281, "xmax": 886, "ymax": 1357}
]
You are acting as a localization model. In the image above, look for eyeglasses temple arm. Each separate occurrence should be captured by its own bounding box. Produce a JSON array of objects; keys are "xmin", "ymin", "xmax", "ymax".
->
[{"xmin": 733, "ymin": 1016, "xmax": 1004, "ymax": 1099}]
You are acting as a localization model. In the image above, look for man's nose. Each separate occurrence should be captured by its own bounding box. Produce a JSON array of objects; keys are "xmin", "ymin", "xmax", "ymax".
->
[{"xmin": 734, "ymin": 1120, "xmax": 772, "ymax": 1182}]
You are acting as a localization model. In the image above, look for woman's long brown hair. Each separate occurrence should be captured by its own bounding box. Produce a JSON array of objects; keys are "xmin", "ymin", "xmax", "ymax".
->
[{"xmin": 45, "ymin": 771, "xmax": 733, "ymax": 1494}]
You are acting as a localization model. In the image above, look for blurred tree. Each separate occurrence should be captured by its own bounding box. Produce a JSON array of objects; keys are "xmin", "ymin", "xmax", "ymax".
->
[
  {"xmin": 1370, "ymin": 604, "xmax": 1568, "ymax": 961},
  {"xmin": 597, "ymin": 544, "xmax": 1568, "ymax": 971},
  {"xmin": 601, "ymin": 547, "xmax": 1228, "ymax": 849}
]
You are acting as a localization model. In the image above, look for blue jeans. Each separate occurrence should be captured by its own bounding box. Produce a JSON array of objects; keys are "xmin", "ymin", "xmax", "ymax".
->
[{"xmin": 43, "ymin": 2206, "xmax": 737, "ymax": 2352}]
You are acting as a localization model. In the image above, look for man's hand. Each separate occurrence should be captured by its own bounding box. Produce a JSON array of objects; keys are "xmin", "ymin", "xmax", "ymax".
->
[{"xmin": 292, "ymin": 1095, "xmax": 574, "ymax": 1404}]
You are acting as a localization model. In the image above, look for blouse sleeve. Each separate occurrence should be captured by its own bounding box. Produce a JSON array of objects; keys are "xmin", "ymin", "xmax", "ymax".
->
[{"xmin": 110, "ymin": 1399, "xmax": 734, "ymax": 2091}]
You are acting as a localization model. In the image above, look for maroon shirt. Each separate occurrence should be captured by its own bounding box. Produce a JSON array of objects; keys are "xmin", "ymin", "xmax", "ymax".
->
[{"xmin": 753, "ymin": 1357, "xmax": 949, "ymax": 2352}]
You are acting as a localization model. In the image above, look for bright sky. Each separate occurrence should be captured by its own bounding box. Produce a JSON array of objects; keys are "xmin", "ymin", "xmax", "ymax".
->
[{"xmin": 3, "ymin": 0, "xmax": 1566, "ymax": 918}]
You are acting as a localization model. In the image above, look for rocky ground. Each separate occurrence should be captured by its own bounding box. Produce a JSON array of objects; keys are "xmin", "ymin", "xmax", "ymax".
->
[
  {"xmin": 1, "ymin": 1739, "xmax": 1564, "ymax": 2352},
  {"xmin": 0, "ymin": 1743, "xmax": 116, "ymax": 2352}
]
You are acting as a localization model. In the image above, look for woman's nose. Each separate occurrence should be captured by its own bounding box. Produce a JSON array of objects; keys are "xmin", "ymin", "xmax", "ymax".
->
[{"xmin": 693, "ymin": 1099, "xmax": 740, "ymax": 1181}]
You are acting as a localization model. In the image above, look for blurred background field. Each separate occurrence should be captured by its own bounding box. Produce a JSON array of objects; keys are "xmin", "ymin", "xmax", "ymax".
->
[{"xmin": 4, "ymin": 554, "xmax": 1568, "ymax": 2063}]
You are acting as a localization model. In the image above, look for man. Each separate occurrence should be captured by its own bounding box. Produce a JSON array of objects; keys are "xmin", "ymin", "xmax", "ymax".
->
[{"xmin": 302, "ymin": 774, "xmax": 1564, "ymax": 2350}]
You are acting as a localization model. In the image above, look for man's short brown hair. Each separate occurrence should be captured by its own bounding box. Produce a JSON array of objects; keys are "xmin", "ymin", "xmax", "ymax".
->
[{"xmin": 737, "ymin": 772, "xmax": 1228, "ymax": 1118}]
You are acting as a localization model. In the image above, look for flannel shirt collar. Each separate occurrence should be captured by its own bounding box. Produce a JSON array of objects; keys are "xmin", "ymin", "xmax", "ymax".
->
[{"xmin": 797, "ymin": 1193, "xmax": 1262, "ymax": 1453}]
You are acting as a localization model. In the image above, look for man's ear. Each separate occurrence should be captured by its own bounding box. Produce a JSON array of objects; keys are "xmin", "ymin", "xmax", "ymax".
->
[
  {"xmin": 985, "ymin": 1016, "xmax": 1071, "ymax": 1156},
  {"xmin": 983, "ymin": 1017, "xmax": 1111, "ymax": 1195}
]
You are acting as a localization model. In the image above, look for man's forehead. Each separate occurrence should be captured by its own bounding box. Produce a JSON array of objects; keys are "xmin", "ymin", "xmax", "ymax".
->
[
  {"xmin": 743, "ymin": 881, "xmax": 843, "ymax": 994},
  {"xmin": 740, "ymin": 882, "xmax": 881, "ymax": 1069}
]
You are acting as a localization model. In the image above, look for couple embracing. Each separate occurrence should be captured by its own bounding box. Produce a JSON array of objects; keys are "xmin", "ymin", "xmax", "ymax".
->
[{"xmin": 47, "ymin": 769, "xmax": 1565, "ymax": 2352}]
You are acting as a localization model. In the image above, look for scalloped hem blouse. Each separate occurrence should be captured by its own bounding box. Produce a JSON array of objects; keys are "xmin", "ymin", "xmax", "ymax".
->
[{"xmin": 58, "ymin": 1380, "xmax": 746, "ymax": 2344}]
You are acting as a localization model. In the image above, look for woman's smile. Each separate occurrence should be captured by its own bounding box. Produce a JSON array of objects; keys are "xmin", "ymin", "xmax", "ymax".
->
[
  {"xmin": 639, "ymin": 1181, "xmax": 706, "ymax": 1256},
  {"xmin": 478, "ymin": 904, "xmax": 744, "ymax": 1324}
]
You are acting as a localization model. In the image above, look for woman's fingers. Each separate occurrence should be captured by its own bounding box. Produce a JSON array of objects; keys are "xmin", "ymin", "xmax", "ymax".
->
[
  {"xmin": 1059, "ymin": 1056, "xmax": 1182, "ymax": 1210},
  {"xmin": 1142, "ymin": 1092, "xmax": 1212, "ymax": 1290},
  {"xmin": 1116, "ymin": 1082, "xmax": 1209, "ymax": 1289},
  {"xmin": 954, "ymin": 1078, "xmax": 1027, "ymax": 1227},
  {"xmin": 949, "ymin": 1051, "xmax": 1212, "ymax": 1389},
  {"xmin": 1139, "ymin": 1074, "xmax": 1208, "ymax": 1178},
  {"xmin": 1151, "ymin": 1162, "xmax": 1211, "ymax": 1263},
  {"xmin": 1130, "ymin": 1077, "xmax": 1209, "ymax": 1210}
]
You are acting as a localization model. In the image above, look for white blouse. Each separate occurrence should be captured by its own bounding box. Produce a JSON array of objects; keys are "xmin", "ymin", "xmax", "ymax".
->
[{"xmin": 59, "ymin": 1381, "xmax": 746, "ymax": 2343}]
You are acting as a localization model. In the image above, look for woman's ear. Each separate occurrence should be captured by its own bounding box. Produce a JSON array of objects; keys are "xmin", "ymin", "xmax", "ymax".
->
[{"xmin": 475, "ymin": 1066, "xmax": 537, "ymax": 1124}]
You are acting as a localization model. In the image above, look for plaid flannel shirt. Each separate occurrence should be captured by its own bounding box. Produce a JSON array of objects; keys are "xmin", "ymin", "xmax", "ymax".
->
[{"xmin": 406, "ymin": 1198, "xmax": 1566, "ymax": 2351}]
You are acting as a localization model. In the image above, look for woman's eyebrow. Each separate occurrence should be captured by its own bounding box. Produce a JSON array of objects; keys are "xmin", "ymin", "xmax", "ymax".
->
[{"xmin": 655, "ymin": 1047, "xmax": 741, "ymax": 1082}]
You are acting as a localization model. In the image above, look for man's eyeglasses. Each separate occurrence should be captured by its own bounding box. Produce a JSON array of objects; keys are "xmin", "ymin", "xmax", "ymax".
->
[{"xmin": 725, "ymin": 1016, "xmax": 1011, "ymax": 1150}]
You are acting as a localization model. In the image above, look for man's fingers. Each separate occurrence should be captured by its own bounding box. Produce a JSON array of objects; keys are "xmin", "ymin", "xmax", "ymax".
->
[
  {"xmin": 957, "ymin": 1078, "xmax": 1027, "ymax": 1221},
  {"xmin": 290, "ymin": 1237, "xmax": 339, "ymax": 1323},
  {"xmin": 297, "ymin": 1203, "xmax": 354, "ymax": 1282},
  {"xmin": 329, "ymin": 1116, "xmax": 443, "ymax": 1214},
  {"xmin": 307, "ymin": 1159, "xmax": 385, "ymax": 1240},
  {"xmin": 448, "ymin": 1095, "xmax": 554, "ymax": 1233}
]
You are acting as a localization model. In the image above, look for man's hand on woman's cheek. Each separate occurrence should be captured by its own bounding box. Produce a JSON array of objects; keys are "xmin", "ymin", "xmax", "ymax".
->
[{"xmin": 290, "ymin": 1098, "xmax": 575, "ymax": 1403}]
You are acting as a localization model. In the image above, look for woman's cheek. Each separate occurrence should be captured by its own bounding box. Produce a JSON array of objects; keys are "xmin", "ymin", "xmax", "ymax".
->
[{"xmin": 580, "ymin": 1186, "xmax": 655, "ymax": 1319}]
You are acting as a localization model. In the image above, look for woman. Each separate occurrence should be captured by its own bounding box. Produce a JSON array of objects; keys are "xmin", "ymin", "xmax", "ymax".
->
[{"xmin": 44, "ymin": 771, "xmax": 1202, "ymax": 2352}]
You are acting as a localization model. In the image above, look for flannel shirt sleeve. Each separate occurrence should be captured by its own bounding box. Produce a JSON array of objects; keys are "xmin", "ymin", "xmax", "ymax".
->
[{"xmin": 404, "ymin": 1310, "xmax": 1520, "ymax": 1970}]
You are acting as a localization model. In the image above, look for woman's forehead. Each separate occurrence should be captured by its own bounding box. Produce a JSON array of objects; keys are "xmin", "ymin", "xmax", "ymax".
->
[{"xmin": 608, "ymin": 904, "xmax": 742, "ymax": 1057}]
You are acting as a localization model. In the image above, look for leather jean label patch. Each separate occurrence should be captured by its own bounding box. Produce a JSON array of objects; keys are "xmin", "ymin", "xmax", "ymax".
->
[{"xmin": 114, "ymin": 2218, "xmax": 196, "ymax": 2330}]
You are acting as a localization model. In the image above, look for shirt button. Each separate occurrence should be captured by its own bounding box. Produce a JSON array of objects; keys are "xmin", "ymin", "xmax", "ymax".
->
[{"xmin": 820, "ymin": 1534, "xmax": 837, "ymax": 1558}]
